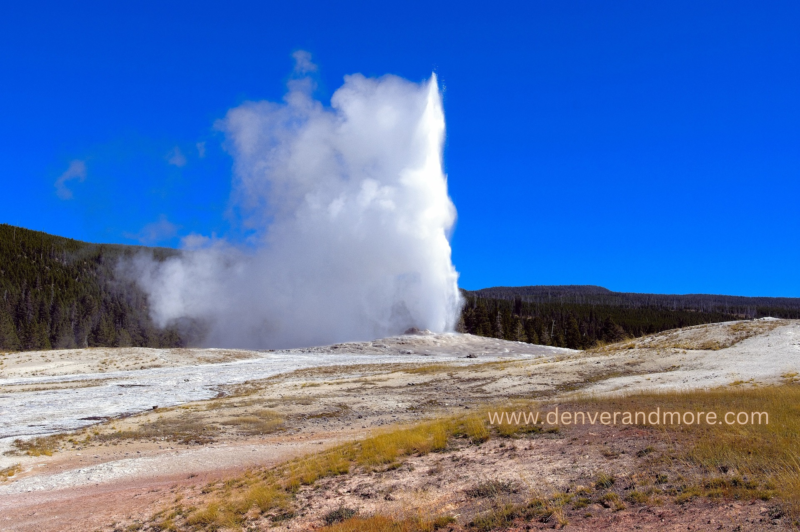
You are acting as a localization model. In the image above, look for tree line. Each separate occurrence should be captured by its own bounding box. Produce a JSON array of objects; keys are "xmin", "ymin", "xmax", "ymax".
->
[
  {"xmin": 473, "ymin": 285, "xmax": 800, "ymax": 320},
  {"xmin": 2, "ymin": 223, "xmax": 799, "ymax": 352},
  {"xmin": 0, "ymin": 224, "xmax": 200, "ymax": 351},
  {"xmin": 457, "ymin": 289, "xmax": 800, "ymax": 350}
]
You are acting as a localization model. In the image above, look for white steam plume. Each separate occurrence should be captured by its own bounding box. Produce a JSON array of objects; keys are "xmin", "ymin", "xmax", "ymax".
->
[{"xmin": 132, "ymin": 54, "xmax": 461, "ymax": 349}]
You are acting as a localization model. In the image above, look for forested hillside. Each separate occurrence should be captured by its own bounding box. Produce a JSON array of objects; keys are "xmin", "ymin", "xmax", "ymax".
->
[
  {"xmin": 2, "ymin": 224, "xmax": 799, "ymax": 352},
  {"xmin": 459, "ymin": 285, "xmax": 800, "ymax": 349},
  {"xmin": 0, "ymin": 224, "xmax": 199, "ymax": 351},
  {"xmin": 473, "ymin": 285, "xmax": 800, "ymax": 318}
]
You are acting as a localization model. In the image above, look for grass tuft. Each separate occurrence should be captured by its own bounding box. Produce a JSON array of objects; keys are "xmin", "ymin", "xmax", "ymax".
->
[
  {"xmin": 594, "ymin": 472, "xmax": 615, "ymax": 489},
  {"xmin": 218, "ymin": 409, "xmax": 284, "ymax": 435},
  {"xmin": 319, "ymin": 514, "xmax": 444, "ymax": 532},
  {"xmin": 323, "ymin": 506, "xmax": 358, "ymax": 525},
  {"xmin": 0, "ymin": 464, "xmax": 21, "ymax": 480},
  {"xmin": 465, "ymin": 479, "xmax": 518, "ymax": 498},
  {"xmin": 577, "ymin": 382, "xmax": 800, "ymax": 519},
  {"xmin": 10, "ymin": 435, "xmax": 63, "ymax": 456}
]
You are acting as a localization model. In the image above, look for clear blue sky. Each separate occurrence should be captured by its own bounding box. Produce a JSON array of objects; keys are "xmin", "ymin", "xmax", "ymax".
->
[{"xmin": 1, "ymin": 1, "xmax": 798, "ymax": 297}]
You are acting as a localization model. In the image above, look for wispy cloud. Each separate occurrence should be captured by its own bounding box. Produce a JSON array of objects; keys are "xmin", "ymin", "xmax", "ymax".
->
[
  {"xmin": 54, "ymin": 160, "xmax": 87, "ymax": 200},
  {"xmin": 287, "ymin": 50, "xmax": 318, "ymax": 95},
  {"xmin": 126, "ymin": 215, "xmax": 179, "ymax": 245},
  {"xmin": 181, "ymin": 232, "xmax": 215, "ymax": 250},
  {"xmin": 292, "ymin": 50, "xmax": 317, "ymax": 74},
  {"xmin": 166, "ymin": 146, "xmax": 187, "ymax": 167},
  {"xmin": 196, "ymin": 141, "xmax": 206, "ymax": 158}
]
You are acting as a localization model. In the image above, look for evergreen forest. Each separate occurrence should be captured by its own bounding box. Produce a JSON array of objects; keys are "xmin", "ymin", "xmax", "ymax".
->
[
  {"xmin": 2, "ymin": 223, "xmax": 799, "ymax": 352},
  {"xmin": 0, "ymin": 224, "xmax": 198, "ymax": 351}
]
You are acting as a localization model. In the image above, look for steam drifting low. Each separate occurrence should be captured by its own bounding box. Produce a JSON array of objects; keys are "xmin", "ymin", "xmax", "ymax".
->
[{"xmin": 132, "ymin": 54, "xmax": 461, "ymax": 349}]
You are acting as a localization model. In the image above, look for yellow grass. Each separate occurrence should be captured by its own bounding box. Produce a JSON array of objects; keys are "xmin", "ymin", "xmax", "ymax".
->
[
  {"xmin": 11, "ymin": 435, "xmax": 63, "ymax": 456},
  {"xmin": 402, "ymin": 360, "xmax": 518, "ymax": 376},
  {"xmin": 462, "ymin": 415, "xmax": 490, "ymax": 443},
  {"xmin": 403, "ymin": 364, "xmax": 452, "ymax": 375},
  {"xmin": 574, "ymin": 383, "xmax": 800, "ymax": 518},
  {"xmin": 476, "ymin": 384, "xmax": 800, "ymax": 520},
  {"xmin": 319, "ymin": 514, "xmax": 454, "ymax": 532},
  {"xmin": 97, "ymin": 413, "xmax": 219, "ymax": 444},
  {"xmin": 483, "ymin": 381, "xmax": 800, "ymax": 519},
  {"xmin": 218, "ymin": 409, "xmax": 284, "ymax": 435},
  {"xmin": 150, "ymin": 382, "xmax": 800, "ymax": 530},
  {"xmin": 0, "ymin": 464, "xmax": 21, "ymax": 481},
  {"xmin": 170, "ymin": 416, "xmax": 484, "ymax": 530}
]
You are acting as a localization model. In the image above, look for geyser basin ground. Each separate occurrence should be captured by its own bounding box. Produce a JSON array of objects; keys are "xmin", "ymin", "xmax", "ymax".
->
[
  {"xmin": 0, "ymin": 333, "xmax": 568, "ymax": 449},
  {"xmin": 0, "ymin": 320, "xmax": 798, "ymax": 531}
]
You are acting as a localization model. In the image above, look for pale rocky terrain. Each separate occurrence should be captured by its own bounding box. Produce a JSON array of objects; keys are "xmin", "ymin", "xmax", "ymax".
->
[
  {"xmin": 0, "ymin": 319, "xmax": 797, "ymax": 531},
  {"xmin": 0, "ymin": 347, "xmax": 261, "ymax": 379}
]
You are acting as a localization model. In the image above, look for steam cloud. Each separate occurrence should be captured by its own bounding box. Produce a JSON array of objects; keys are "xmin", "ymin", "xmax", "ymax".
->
[{"xmin": 131, "ymin": 54, "xmax": 461, "ymax": 349}]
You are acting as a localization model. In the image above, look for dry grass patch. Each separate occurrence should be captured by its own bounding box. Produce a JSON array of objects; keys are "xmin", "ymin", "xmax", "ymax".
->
[
  {"xmin": 465, "ymin": 479, "xmax": 519, "ymax": 498},
  {"xmin": 8, "ymin": 434, "xmax": 64, "ymax": 456},
  {"xmin": 319, "ymin": 514, "xmax": 455, "ymax": 532},
  {"xmin": 403, "ymin": 364, "xmax": 453, "ymax": 375},
  {"xmin": 141, "ymin": 381, "xmax": 800, "ymax": 530},
  {"xmin": 218, "ymin": 409, "xmax": 284, "ymax": 435},
  {"xmin": 97, "ymin": 413, "xmax": 219, "ymax": 445},
  {"xmin": 154, "ymin": 415, "xmax": 488, "ymax": 530},
  {"xmin": 467, "ymin": 495, "xmax": 571, "ymax": 531},
  {"xmin": 0, "ymin": 463, "xmax": 21, "ymax": 480},
  {"xmin": 575, "ymin": 383, "xmax": 800, "ymax": 519},
  {"xmin": 402, "ymin": 360, "xmax": 524, "ymax": 376}
]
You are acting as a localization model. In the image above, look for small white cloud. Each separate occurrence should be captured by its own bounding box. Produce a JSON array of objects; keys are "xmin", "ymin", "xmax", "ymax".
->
[
  {"xmin": 166, "ymin": 146, "xmax": 187, "ymax": 167},
  {"xmin": 181, "ymin": 232, "xmax": 214, "ymax": 250},
  {"xmin": 292, "ymin": 50, "xmax": 317, "ymax": 74},
  {"xmin": 127, "ymin": 215, "xmax": 179, "ymax": 245},
  {"xmin": 54, "ymin": 160, "xmax": 87, "ymax": 200},
  {"xmin": 287, "ymin": 51, "xmax": 318, "ymax": 95},
  {"xmin": 196, "ymin": 141, "xmax": 206, "ymax": 158}
]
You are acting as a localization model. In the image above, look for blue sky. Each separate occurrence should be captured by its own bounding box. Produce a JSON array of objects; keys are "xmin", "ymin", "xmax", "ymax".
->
[{"xmin": 1, "ymin": 1, "xmax": 798, "ymax": 297}]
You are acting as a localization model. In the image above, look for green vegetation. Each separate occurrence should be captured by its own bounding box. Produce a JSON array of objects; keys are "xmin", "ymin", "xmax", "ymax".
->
[
  {"xmin": 0, "ymin": 223, "xmax": 202, "ymax": 351},
  {"xmin": 459, "ymin": 286, "xmax": 800, "ymax": 349},
  {"xmin": 3, "ymin": 223, "xmax": 800, "ymax": 352}
]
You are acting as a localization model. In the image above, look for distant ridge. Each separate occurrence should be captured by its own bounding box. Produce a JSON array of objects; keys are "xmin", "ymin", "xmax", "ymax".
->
[
  {"xmin": 458, "ymin": 284, "xmax": 799, "ymax": 350},
  {"xmin": 468, "ymin": 285, "xmax": 800, "ymax": 316},
  {"xmin": 474, "ymin": 285, "xmax": 612, "ymax": 297}
]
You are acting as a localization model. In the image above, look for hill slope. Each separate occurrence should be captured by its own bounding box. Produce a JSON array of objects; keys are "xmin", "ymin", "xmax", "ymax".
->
[
  {"xmin": 0, "ymin": 224, "xmax": 199, "ymax": 351},
  {"xmin": 460, "ymin": 285, "xmax": 800, "ymax": 349},
  {"xmin": 472, "ymin": 284, "xmax": 800, "ymax": 315}
]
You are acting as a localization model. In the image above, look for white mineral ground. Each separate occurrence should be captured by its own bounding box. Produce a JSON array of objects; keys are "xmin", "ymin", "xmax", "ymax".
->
[{"xmin": 0, "ymin": 319, "xmax": 798, "ymax": 531}]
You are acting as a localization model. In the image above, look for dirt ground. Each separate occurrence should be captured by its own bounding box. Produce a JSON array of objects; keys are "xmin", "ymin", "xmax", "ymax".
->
[{"xmin": 1, "ymin": 319, "xmax": 798, "ymax": 531}]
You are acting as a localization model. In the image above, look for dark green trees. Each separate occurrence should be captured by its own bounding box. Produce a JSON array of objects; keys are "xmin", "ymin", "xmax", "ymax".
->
[
  {"xmin": 0, "ymin": 224, "xmax": 197, "ymax": 352},
  {"xmin": 457, "ymin": 288, "xmax": 794, "ymax": 350}
]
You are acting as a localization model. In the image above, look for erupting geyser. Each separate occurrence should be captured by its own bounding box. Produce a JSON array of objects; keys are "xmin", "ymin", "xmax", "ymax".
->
[{"xmin": 130, "ymin": 52, "xmax": 461, "ymax": 349}]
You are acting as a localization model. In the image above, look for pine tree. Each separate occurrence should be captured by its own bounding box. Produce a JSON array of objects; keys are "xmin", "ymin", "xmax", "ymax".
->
[
  {"xmin": 514, "ymin": 319, "xmax": 527, "ymax": 342},
  {"xmin": 0, "ymin": 311, "xmax": 21, "ymax": 350},
  {"xmin": 565, "ymin": 316, "xmax": 582, "ymax": 349},
  {"xmin": 494, "ymin": 311, "xmax": 504, "ymax": 339}
]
